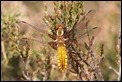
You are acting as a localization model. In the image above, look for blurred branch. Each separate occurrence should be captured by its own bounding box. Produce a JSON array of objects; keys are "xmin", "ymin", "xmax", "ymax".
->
[
  {"xmin": 117, "ymin": 27, "xmax": 121, "ymax": 81},
  {"xmin": 1, "ymin": 41, "xmax": 8, "ymax": 64},
  {"xmin": 108, "ymin": 27, "xmax": 121, "ymax": 81},
  {"xmin": 109, "ymin": 66, "xmax": 119, "ymax": 75}
]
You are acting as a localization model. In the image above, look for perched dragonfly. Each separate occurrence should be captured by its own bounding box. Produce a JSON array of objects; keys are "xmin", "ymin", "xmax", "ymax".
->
[{"xmin": 17, "ymin": 9, "xmax": 99, "ymax": 72}]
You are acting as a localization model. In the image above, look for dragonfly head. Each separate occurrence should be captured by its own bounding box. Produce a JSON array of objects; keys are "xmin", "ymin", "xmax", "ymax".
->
[{"xmin": 56, "ymin": 24, "xmax": 64, "ymax": 36}]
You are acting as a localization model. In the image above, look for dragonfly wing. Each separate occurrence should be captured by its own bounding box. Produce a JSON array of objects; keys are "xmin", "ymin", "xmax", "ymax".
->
[
  {"xmin": 48, "ymin": 41, "xmax": 57, "ymax": 50},
  {"xmin": 17, "ymin": 21, "xmax": 51, "ymax": 49},
  {"xmin": 77, "ymin": 27, "xmax": 101, "ymax": 44},
  {"xmin": 74, "ymin": 10, "xmax": 101, "ymax": 44},
  {"xmin": 74, "ymin": 9, "xmax": 96, "ymax": 37},
  {"xmin": 81, "ymin": 9, "xmax": 96, "ymax": 24},
  {"xmin": 17, "ymin": 21, "xmax": 48, "ymax": 36},
  {"xmin": 75, "ymin": 9, "xmax": 96, "ymax": 29}
]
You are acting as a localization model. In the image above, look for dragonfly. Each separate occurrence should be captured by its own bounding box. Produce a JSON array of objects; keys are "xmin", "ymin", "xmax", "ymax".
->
[{"xmin": 17, "ymin": 9, "xmax": 99, "ymax": 72}]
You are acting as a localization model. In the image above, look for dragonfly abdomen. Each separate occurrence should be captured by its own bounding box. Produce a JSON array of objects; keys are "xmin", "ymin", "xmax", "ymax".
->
[{"xmin": 57, "ymin": 45, "xmax": 67, "ymax": 72}]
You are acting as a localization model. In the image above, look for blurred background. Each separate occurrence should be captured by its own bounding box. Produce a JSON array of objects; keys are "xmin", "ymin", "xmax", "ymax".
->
[{"xmin": 1, "ymin": 1, "xmax": 121, "ymax": 81}]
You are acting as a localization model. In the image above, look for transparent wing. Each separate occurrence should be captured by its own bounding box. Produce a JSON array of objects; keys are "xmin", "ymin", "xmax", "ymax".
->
[
  {"xmin": 77, "ymin": 26, "xmax": 101, "ymax": 44},
  {"xmin": 75, "ymin": 9, "xmax": 96, "ymax": 31},
  {"xmin": 74, "ymin": 9, "xmax": 100, "ymax": 44},
  {"xmin": 17, "ymin": 21, "xmax": 48, "ymax": 37},
  {"xmin": 17, "ymin": 21, "xmax": 51, "ymax": 50}
]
